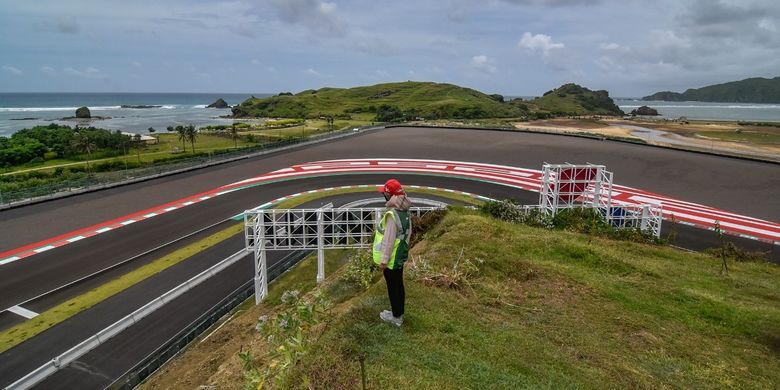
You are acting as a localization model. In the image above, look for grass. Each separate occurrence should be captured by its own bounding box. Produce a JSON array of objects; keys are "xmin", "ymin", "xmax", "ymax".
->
[
  {"xmin": 0, "ymin": 222, "xmax": 244, "ymax": 353},
  {"xmin": 700, "ymin": 130, "xmax": 780, "ymax": 145},
  {"xmin": 2, "ymin": 133, "xmax": 260, "ymax": 175},
  {"xmin": 286, "ymin": 208, "xmax": 780, "ymax": 388}
]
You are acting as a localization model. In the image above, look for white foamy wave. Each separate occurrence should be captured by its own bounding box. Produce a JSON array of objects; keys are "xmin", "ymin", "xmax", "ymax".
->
[
  {"xmin": 160, "ymin": 105, "xmax": 176, "ymax": 109},
  {"xmin": 620, "ymin": 104, "xmax": 780, "ymax": 109},
  {"xmin": 191, "ymin": 104, "xmax": 207, "ymax": 109},
  {"xmin": 0, "ymin": 105, "xmax": 123, "ymax": 112}
]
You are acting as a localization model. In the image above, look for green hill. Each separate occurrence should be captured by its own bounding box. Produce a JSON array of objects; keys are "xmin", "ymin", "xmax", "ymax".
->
[
  {"xmin": 231, "ymin": 81, "xmax": 523, "ymax": 120},
  {"xmin": 531, "ymin": 83, "xmax": 625, "ymax": 116},
  {"xmin": 643, "ymin": 76, "xmax": 780, "ymax": 103},
  {"xmin": 231, "ymin": 81, "xmax": 625, "ymax": 120}
]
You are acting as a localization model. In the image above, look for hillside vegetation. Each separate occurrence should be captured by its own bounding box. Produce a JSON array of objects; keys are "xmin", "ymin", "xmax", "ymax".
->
[
  {"xmin": 231, "ymin": 81, "xmax": 624, "ymax": 120},
  {"xmin": 147, "ymin": 207, "xmax": 780, "ymax": 388},
  {"xmin": 286, "ymin": 209, "xmax": 778, "ymax": 388},
  {"xmin": 531, "ymin": 83, "xmax": 625, "ymax": 116},
  {"xmin": 643, "ymin": 76, "xmax": 780, "ymax": 103}
]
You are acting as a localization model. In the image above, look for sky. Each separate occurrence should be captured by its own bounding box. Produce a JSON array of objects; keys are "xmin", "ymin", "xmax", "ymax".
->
[{"xmin": 1, "ymin": 0, "xmax": 779, "ymax": 97}]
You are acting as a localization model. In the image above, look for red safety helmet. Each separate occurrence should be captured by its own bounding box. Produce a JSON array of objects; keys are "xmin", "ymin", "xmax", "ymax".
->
[{"xmin": 379, "ymin": 178, "xmax": 405, "ymax": 196}]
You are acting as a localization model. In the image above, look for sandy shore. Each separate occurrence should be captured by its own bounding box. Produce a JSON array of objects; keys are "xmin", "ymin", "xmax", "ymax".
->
[{"xmin": 514, "ymin": 118, "xmax": 780, "ymax": 161}]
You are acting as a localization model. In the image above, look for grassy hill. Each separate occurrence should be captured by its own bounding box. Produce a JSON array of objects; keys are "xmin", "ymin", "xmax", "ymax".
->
[
  {"xmin": 145, "ymin": 207, "xmax": 780, "ymax": 388},
  {"xmin": 643, "ymin": 76, "xmax": 780, "ymax": 103},
  {"xmin": 531, "ymin": 83, "xmax": 625, "ymax": 116},
  {"xmin": 231, "ymin": 81, "xmax": 523, "ymax": 120},
  {"xmin": 287, "ymin": 209, "xmax": 778, "ymax": 388},
  {"xmin": 231, "ymin": 81, "xmax": 625, "ymax": 120}
]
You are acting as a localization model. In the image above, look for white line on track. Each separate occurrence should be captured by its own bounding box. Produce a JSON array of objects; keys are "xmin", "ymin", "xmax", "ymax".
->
[{"xmin": 8, "ymin": 305, "xmax": 39, "ymax": 319}]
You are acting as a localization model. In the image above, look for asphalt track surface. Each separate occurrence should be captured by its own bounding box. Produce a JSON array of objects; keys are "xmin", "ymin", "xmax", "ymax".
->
[{"xmin": 1, "ymin": 127, "xmax": 778, "ymax": 388}]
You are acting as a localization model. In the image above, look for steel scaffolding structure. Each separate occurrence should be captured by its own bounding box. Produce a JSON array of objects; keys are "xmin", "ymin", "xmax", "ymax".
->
[
  {"xmin": 539, "ymin": 163, "xmax": 613, "ymax": 214},
  {"xmin": 244, "ymin": 206, "xmax": 440, "ymax": 303},
  {"xmin": 539, "ymin": 163, "xmax": 661, "ymax": 238}
]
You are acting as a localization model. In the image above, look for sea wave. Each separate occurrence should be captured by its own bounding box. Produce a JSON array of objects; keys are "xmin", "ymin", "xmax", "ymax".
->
[
  {"xmin": 619, "ymin": 104, "xmax": 780, "ymax": 109},
  {"xmin": 161, "ymin": 105, "xmax": 176, "ymax": 109},
  {"xmin": 191, "ymin": 104, "xmax": 207, "ymax": 109},
  {"xmin": 0, "ymin": 105, "xmax": 122, "ymax": 112}
]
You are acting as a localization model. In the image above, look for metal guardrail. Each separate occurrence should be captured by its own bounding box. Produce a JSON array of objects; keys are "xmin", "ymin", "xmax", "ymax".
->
[
  {"xmin": 106, "ymin": 250, "xmax": 311, "ymax": 390},
  {"xmin": 0, "ymin": 125, "xmax": 376, "ymax": 209},
  {"xmin": 5, "ymin": 248, "xmax": 255, "ymax": 389}
]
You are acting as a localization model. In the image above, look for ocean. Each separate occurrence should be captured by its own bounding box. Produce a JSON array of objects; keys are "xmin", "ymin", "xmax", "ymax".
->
[
  {"xmin": 0, "ymin": 93, "xmax": 270, "ymax": 137},
  {"xmin": 1, "ymin": 93, "xmax": 779, "ymax": 137},
  {"xmin": 614, "ymin": 99, "xmax": 780, "ymax": 122}
]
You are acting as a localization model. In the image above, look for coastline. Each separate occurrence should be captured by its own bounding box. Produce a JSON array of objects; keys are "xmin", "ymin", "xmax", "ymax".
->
[{"xmin": 517, "ymin": 117, "xmax": 780, "ymax": 162}]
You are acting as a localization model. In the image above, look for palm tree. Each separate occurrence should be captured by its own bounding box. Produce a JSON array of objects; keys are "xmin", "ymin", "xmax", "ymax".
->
[
  {"xmin": 132, "ymin": 133, "xmax": 143, "ymax": 163},
  {"xmin": 185, "ymin": 124, "xmax": 197, "ymax": 152},
  {"xmin": 71, "ymin": 131, "xmax": 96, "ymax": 173},
  {"xmin": 148, "ymin": 127, "xmax": 158, "ymax": 144},
  {"xmin": 230, "ymin": 123, "xmax": 238, "ymax": 149},
  {"xmin": 175, "ymin": 125, "xmax": 188, "ymax": 153}
]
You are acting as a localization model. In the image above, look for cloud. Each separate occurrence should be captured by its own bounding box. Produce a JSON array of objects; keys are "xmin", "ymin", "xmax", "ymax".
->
[
  {"xmin": 305, "ymin": 68, "xmax": 322, "ymax": 77},
  {"xmin": 47, "ymin": 18, "xmax": 80, "ymax": 34},
  {"xmin": 2, "ymin": 65, "xmax": 22, "ymax": 76},
  {"xmin": 518, "ymin": 32, "xmax": 565, "ymax": 59},
  {"xmin": 131, "ymin": 60, "xmax": 143, "ymax": 68},
  {"xmin": 40, "ymin": 66, "xmax": 57, "ymax": 76},
  {"xmin": 63, "ymin": 66, "xmax": 108, "ymax": 79},
  {"xmin": 471, "ymin": 55, "xmax": 497, "ymax": 74},
  {"xmin": 500, "ymin": 0, "xmax": 601, "ymax": 6},
  {"xmin": 271, "ymin": 0, "xmax": 345, "ymax": 36},
  {"xmin": 599, "ymin": 42, "xmax": 620, "ymax": 51}
]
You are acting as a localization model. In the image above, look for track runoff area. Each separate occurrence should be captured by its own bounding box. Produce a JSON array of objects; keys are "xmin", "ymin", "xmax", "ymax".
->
[{"xmin": 1, "ymin": 158, "xmax": 778, "ymax": 269}]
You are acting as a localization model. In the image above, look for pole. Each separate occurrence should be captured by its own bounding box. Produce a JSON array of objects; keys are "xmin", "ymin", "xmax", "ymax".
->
[
  {"xmin": 317, "ymin": 209, "xmax": 325, "ymax": 283},
  {"xmin": 254, "ymin": 211, "xmax": 268, "ymax": 304}
]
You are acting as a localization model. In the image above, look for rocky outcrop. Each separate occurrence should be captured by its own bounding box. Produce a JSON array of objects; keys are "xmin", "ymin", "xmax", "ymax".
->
[
  {"xmin": 75, "ymin": 106, "xmax": 91, "ymax": 118},
  {"xmin": 121, "ymin": 105, "xmax": 162, "ymax": 109},
  {"xmin": 630, "ymin": 105, "xmax": 660, "ymax": 116},
  {"xmin": 207, "ymin": 98, "xmax": 229, "ymax": 108}
]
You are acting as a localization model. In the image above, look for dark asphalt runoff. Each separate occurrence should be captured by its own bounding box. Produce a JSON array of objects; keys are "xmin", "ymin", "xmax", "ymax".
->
[{"xmin": 0, "ymin": 126, "xmax": 778, "ymax": 388}]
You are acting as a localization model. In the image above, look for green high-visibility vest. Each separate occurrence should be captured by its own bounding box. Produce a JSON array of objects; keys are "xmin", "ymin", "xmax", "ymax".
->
[{"xmin": 373, "ymin": 209, "xmax": 411, "ymax": 269}]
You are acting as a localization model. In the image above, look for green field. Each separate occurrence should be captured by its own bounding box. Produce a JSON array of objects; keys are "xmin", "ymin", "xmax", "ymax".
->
[
  {"xmin": 700, "ymin": 130, "xmax": 780, "ymax": 145},
  {"xmin": 1, "ymin": 133, "xmax": 258, "ymax": 175}
]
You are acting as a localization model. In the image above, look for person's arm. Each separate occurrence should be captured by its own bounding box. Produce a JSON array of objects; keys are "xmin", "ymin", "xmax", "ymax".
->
[{"xmin": 379, "ymin": 216, "xmax": 397, "ymax": 269}]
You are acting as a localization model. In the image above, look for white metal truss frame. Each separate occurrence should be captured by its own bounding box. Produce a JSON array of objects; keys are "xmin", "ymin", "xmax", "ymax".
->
[
  {"xmin": 601, "ymin": 202, "xmax": 663, "ymax": 238},
  {"xmin": 539, "ymin": 163, "xmax": 614, "ymax": 214},
  {"xmin": 244, "ymin": 206, "xmax": 440, "ymax": 303},
  {"xmin": 538, "ymin": 163, "xmax": 661, "ymax": 238}
]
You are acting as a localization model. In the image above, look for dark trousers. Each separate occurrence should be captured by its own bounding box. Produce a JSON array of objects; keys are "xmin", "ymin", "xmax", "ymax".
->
[{"xmin": 383, "ymin": 267, "xmax": 405, "ymax": 317}]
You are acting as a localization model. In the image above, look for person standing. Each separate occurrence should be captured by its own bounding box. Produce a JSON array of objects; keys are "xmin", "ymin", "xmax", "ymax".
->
[{"xmin": 373, "ymin": 179, "xmax": 412, "ymax": 326}]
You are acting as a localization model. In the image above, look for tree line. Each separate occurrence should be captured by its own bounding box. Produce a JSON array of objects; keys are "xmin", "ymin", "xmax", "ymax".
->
[{"xmin": 0, "ymin": 124, "xmax": 142, "ymax": 168}]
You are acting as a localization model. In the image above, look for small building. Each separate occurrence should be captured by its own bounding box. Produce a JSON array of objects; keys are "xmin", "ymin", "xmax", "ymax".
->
[{"xmin": 121, "ymin": 132, "xmax": 158, "ymax": 145}]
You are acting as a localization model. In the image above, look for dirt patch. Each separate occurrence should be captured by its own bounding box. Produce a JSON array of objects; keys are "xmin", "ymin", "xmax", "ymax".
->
[
  {"xmin": 518, "ymin": 119, "xmax": 639, "ymax": 139},
  {"xmin": 517, "ymin": 117, "xmax": 780, "ymax": 160}
]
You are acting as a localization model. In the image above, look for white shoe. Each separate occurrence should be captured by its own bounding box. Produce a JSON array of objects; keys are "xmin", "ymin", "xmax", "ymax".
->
[{"xmin": 380, "ymin": 310, "xmax": 403, "ymax": 326}]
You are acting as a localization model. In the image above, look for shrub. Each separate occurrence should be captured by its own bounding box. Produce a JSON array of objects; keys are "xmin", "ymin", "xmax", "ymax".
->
[
  {"xmin": 340, "ymin": 250, "xmax": 377, "ymax": 290},
  {"xmin": 243, "ymin": 289, "xmax": 330, "ymax": 388}
]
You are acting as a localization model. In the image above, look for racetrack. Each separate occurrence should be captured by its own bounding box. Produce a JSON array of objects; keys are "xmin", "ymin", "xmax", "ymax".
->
[{"xmin": 0, "ymin": 126, "xmax": 778, "ymax": 388}]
